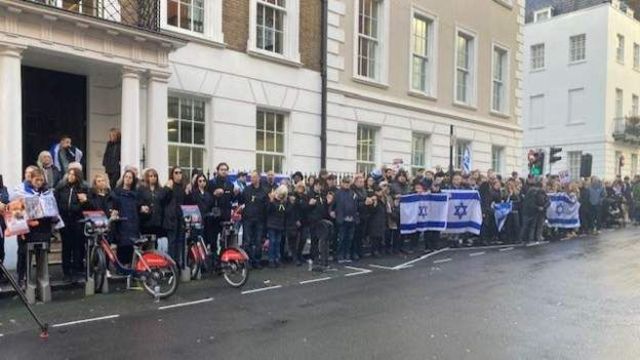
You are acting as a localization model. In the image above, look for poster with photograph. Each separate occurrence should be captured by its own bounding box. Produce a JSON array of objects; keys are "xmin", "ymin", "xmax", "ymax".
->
[
  {"xmin": 180, "ymin": 205, "xmax": 202, "ymax": 225},
  {"xmin": 3, "ymin": 200, "xmax": 30, "ymax": 237},
  {"xmin": 24, "ymin": 191, "xmax": 59, "ymax": 220},
  {"xmin": 82, "ymin": 211, "xmax": 109, "ymax": 228}
]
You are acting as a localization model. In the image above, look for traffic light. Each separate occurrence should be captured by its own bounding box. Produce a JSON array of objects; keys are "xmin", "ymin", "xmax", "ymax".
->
[{"xmin": 549, "ymin": 147, "xmax": 562, "ymax": 164}]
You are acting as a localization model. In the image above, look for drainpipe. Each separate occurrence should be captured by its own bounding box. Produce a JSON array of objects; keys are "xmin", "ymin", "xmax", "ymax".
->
[{"xmin": 320, "ymin": 0, "xmax": 328, "ymax": 170}]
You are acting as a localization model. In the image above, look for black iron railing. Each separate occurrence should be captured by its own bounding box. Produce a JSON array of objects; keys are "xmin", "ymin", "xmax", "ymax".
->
[{"xmin": 24, "ymin": 0, "xmax": 161, "ymax": 32}]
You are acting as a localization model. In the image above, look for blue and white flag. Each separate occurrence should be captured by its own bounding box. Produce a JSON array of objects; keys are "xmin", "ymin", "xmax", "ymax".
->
[
  {"xmin": 399, "ymin": 193, "xmax": 449, "ymax": 235},
  {"xmin": 462, "ymin": 145, "xmax": 471, "ymax": 174},
  {"xmin": 493, "ymin": 201, "xmax": 513, "ymax": 232},
  {"xmin": 443, "ymin": 190, "xmax": 483, "ymax": 235},
  {"xmin": 547, "ymin": 193, "xmax": 581, "ymax": 229}
]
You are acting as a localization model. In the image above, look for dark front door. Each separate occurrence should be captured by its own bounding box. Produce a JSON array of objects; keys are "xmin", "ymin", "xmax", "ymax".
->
[{"xmin": 22, "ymin": 66, "xmax": 87, "ymax": 171}]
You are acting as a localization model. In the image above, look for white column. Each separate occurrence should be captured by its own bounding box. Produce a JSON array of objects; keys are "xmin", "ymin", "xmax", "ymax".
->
[
  {"xmin": 146, "ymin": 71, "xmax": 170, "ymax": 181},
  {"xmin": 0, "ymin": 43, "xmax": 26, "ymax": 189},
  {"xmin": 120, "ymin": 66, "xmax": 142, "ymax": 173}
]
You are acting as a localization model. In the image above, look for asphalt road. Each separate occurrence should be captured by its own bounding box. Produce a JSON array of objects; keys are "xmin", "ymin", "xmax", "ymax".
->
[{"xmin": 1, "ymin": 227, "xmax": 640, "ymax": 359}]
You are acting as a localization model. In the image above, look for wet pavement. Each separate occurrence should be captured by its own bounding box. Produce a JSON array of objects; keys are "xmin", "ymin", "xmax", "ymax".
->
[{"xmin": 1, "ymin": 227, "xmax": 640, "ymax": 359}]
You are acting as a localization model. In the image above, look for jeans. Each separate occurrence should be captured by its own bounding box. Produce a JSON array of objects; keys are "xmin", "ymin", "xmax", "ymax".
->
[
  {"xmin": 267, "ymin": 229, "xmax": 283, "ymax": 263},
  {"xmin": 338, "ymin": 222, "xmax": 355, "ymax": 260},
  {"xmin": 243, "ymin": 219, "xmax": 264, "ymax": 266}
]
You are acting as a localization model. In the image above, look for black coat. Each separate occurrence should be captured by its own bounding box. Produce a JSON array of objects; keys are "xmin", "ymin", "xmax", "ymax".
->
[
  {"xmin": 285, "ymin": 196, "xmax": 301, "ymax": 231},
  {"xmin": 102, "ymin": 141, "xmax": 121, "ymax": 174},
  {"xmin": 56, "ymin": 182, "xmax": 90, "ymax": 222},
  {"xmin": 305, "ymin": 190, "xmax": 330, "ymax": 225},
  {"xmin": 112, "ymin": 188, "xmax": 141, "ymax": 246},
  {"xmin": 89, "ymin": 190, "xmax": 114, "ymax": 215},
  {"xmin": 367, "ymin": 199, "xmax": 386, "ymax": 237},
  {"xmin": 266, "ymin": 200, "xmax": 287, "ymax": 231},
  {"xmin": 186, "ymin": 189, "xmax": 214, "ymax": 218},
  {"xmin": 138, "ymin": 186, "xmax": 169, "ymax": 231},
  {"xmin": 163, "ymin": 183, "xmax": 186, "ymax": 231},
  {"xmin": 240, "ymin": 184, "xmax": 268, "ymax": 221},
  {"xmin": 209, "ymin": 177, "xmax": 235, "ymax": 222}
]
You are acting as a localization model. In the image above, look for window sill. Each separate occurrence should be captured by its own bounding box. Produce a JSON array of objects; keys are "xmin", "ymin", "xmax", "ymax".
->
[
  {"xmin": 352, "ymin": 75, "xmax": 389, "ymax": 89},
  {"xmin": 568, "ymin": 59, "xmax": 586, "ymax": 66},
  {"xmin": 408, "ymin": 90, "xmax": 437, "ymax": 102},
  {"xmin": 247, "ymin": 49, "xmax": 303, "ymax": 68},
  {"xmin": 490, "ymin": 110, "xmax": 511, "ymax": 119},
  {"xmin": 530, "ymin": 68, "xmax": 546, "ymax": 73},
  {"xmin": 161, "ymin": 26, "xmax": 225, "ymax": 48},
  {"xmin": 452, "ymin": 101, "xmax": 477, "ymax": 111}
]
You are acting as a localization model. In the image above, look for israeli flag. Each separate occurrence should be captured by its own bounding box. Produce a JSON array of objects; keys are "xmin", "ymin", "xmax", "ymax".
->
[
  {"xmin": 462, "ymin": 145, "xmax": 471, "ymax": 174},
  {"xmin": 399, "ymin": 193, "xmax": 449, "ymax": 235},
  {"xmin": 547, "ymin": 193, "xmax": 581, "ymax": 229},
  {"xmin": 493, "ymin": 201, "xmax": 513, "ymax": 233},
  {"xmin": 443, "ymin": 190, "xmax": 483, "ymax": 235}
]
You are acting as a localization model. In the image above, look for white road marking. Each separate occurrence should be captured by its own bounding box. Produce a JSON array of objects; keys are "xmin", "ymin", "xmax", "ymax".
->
[
  {"xmin": 368, "ymin": 264, "xmax": 396, "ymax": 270},
  {"xmin": 299, "ymin": 277, "xmax": 331, "ymax": 285},
  {"xmin": 526, "ymin": 241, "xmax": 550, "ymax": 247},
  {"xmin": 158, "ymin": 298, "xmax": 213, "ymax": 310},
  {"xmin": 52, "ymin": 314, "xmax": 120, "ymax": 328},
  {"xmin": 469, "ymin": 251, "xmax": 486, "ymax": 257},
  {"xmin": 391, "ymin": 248, "xmax": 450, "ymax": 270},
  {"xmin": 344, "ymin": 266, "xmax": 373, "ymax": 277},
  {"xmin": 448, "ymin": 244, "xmax": 520, "ymax": 251},
  {"xmin": 499, "ymin": 247, "xmax": 514, "ymax": 252},
  {"xmin": 433, "ymin": 258, "xmax": 452, "ymax": 264},
  {"xmin": 241, "ymin": 285, "xmax": 282, "ymax": 295}
]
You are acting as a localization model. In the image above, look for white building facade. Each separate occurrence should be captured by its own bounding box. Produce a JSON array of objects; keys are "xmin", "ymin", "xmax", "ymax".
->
[{"xmin": 523, "ymin": 0, "xmax": 640, "ymax": 180}]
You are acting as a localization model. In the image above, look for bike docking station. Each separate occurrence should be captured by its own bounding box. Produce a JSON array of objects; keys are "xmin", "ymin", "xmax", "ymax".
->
[{"xmin": 25, "ymin": 241, "xmax": 52, "ymax": 304}]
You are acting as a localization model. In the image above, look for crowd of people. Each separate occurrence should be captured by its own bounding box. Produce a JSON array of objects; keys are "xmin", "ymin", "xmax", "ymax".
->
[{"xmin": 1, "ymin": 131, "xmax": 640, "ymax": 288}]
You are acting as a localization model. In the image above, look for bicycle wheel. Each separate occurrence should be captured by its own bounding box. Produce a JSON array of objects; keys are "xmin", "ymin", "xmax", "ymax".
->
[
  {"xmin": 141, "ymin": 253, "xmax": 179, "ymax": 299},
  {"xmin": 187, "ymin": 244, "xmax": 202, "ymax": 280},
  {"xmin": 90, "ymin": 247, "xmax": 107, "ymax": 293},
  {"xmin": 223, "ymin": 260, "xmax": 249, "ymax": 288}
]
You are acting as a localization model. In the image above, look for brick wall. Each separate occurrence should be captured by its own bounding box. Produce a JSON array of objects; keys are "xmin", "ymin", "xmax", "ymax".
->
[{"xmin": 222, "ymin": 0, "xmax": 321, "ymax": 72}]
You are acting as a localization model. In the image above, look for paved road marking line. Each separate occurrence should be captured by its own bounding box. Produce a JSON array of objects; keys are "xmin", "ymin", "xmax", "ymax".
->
[
  {"xmin": 299, "ymin": 277, "xmax": 331, "ymax": 285},
  {"xmin": 469, "ymin": 251, "xmax": 486, "ymax": 257},
  {"xmin": 241, "ymin": 285, "xmax": 282, "ymax": 295},
  {"xmin": 52, "ymin": 314, "xmax": 120, "ymax": 328},
  {"xmin": 158, "ymin": 298, "xmax": 213, "ymax": 310},
  {"xmin": 344, "ymin": 266, "xmax": 373, "ymax": 277},
  {"xmin": 391, "ymin": 248, "xmax": 450, "ymax": 270},
  {"xmin": 368, "ymin": 264, "xmax": 396, "ymax": 270},
  {"xmin": 526, "ymin": 241, "xmax": 550, "ymax": 247},
  {"xmin": 448, "ymin": 244, "xmax": 521, "ymax": 251},
  {"xmin": 499, "ymin": 247, "xmax": 515, "ymax": 252},
  {"xmin": 433, "ymin": 258, "xmax": 452, "ymax": 264}
]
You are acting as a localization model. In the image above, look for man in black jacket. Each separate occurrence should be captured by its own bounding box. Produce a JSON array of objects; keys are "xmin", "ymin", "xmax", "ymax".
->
[
  {"xmin": 240, "ymin": 171, "xmax": 267, "ymax": 269},
  {"xmin": 102, "ymin": 128, "xmax": 121, "ymax": 189},
  {"xmin": 208, "ymin": 163, "xmax": 238, "ymax": 257}
]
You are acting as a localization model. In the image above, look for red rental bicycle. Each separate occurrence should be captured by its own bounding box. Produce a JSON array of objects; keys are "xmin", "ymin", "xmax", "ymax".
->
[
  {"xmin": 182, "ymin": 206, "xmax": 249, "ymax": 288},
  {"xmin": 82, "ymin": 211, "xmax": 179, "ymax": 299}
]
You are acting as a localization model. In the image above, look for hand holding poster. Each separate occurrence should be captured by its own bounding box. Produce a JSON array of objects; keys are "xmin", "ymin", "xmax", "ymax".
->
[{"xmin": 24, "ymin": 190, "xmax": 59, "ymax": 220}]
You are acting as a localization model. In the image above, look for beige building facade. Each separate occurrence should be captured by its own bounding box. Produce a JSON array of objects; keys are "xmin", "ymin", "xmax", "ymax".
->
[{"xmin": 325, "ymin": 0, "xmax": 524, "ymax": 175}]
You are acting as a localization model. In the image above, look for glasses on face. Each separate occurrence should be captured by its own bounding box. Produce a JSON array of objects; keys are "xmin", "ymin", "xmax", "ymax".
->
[
  {"xmin": 174, "ymin": 171, "xmax": 182, "ymax": 175},
  {"xmin": 149, "ymin": 174, "xmax": 158, "ymax": 178},
  {"xmin": 198, "ymin": 179, "xmax": 206, "ymax": 183}
]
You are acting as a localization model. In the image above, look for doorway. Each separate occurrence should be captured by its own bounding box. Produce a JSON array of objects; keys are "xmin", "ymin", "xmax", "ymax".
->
[{"xmin": 22, "ymin": 66, "xmax": 87, "ymax": 171}]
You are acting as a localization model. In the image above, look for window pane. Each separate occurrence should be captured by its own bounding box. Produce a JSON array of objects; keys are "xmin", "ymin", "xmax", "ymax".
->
[
  {"xmin": 266, "ymin": 132, "xmax": 275, "ymax": 152},
  {"xmin": 194, "ymin": 123, "xmax": 205, "ymax": 145},
  {"xmin": 266, "ymin": 112, "xmax": 275, "ymax": 132},
  {"xmin": 193, "ymin": 5, "xmax": 204, "ymax": 33},
  {"xmin": 179, "ymin": 2, "xmax": 191, "ymax": 30},
  {"xmin": 168, "ymin": 97, "xmax": 179, "ymax": 118},
  {"xmin": 192, "ymin": 148, "xmax": 204, "ymax": 169},
  {"xmin": 168, "ymin": 145, "xmax": 177, "ymax": 166},
  {"xmin": 276, "ymin": 114, "xmax": 284, "ymax": 133},
  {"xmin": 180, "ymin": 98, "xmax": 193, "ymax": 120},
  {"xmin": 168, "ymin": 120, "xmax": 179, "ymax": 142},
  {"xmin": 194, "ymin": 101, "xmax": 205, "ymax": 122},
  {"xmin": 167, "ymin": 0, "xmax": 178, "ymax": 27},
  {"xmin": 179, "ymin": 146, "xmax": 190, "ymax": 167},
  {"xmin": 276, "ymin": 133, "xmax": 284, "ymax": 153},
  {"xmin": 256, "ymin": 130, "xmax": 265, "ymax": 152},
  {"xmin": 180, "ymin": 121, "xmax": 193, "ymax": 143}
]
